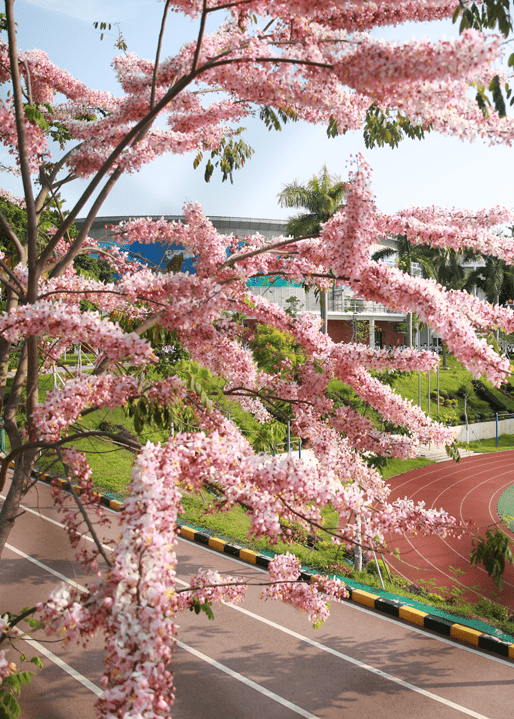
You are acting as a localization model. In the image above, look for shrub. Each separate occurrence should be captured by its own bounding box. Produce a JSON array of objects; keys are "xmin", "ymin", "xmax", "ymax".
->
[{"xmin": 474, "ymin": 599, "xmax": 510, "ymax": 623}]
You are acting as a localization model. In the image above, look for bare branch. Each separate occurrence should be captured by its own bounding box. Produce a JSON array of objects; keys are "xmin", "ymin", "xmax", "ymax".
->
[
  {"xmin": 5, "ymin": 1, "xmax": 38, "ymax": 286},
  {"xmin": 22, "ymin": 60, "xmax": 33, "ymax": 106},
  {"xmin": 0, "ymin": 208, "xmax": 25, "ymax": 264},
  {"xmin": 192, "ymin": 0, "xmax": 209, "ymax": 73},
  {"xmin": 56, "ymin": 446, "xmax": 113, "ymax": 568},
  {"xmin": 150, "ymin": 0, "xmax": 172, "ymax": 110}
]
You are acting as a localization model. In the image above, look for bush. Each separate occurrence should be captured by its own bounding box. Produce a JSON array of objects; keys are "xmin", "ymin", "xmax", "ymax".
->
[
  {"xmin": 470, "ymin": 528, "xmax": 514, "ymax": 590},
  {"xmin": 426, "ymin": 592, "xmax": 446, "ymax": 604},
  {"xmin": 474, "ymin": 599, "xmax": 510, "ymax": 623},
  {"xmin": 366, "ymin": 558, "xmax": 388, "ymax": 577}
]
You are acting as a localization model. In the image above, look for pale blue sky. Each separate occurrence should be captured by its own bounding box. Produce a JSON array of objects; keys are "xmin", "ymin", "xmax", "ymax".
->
[{"xmin": 2, "ymin": 0, "xmax": 514, "ymax": 222}]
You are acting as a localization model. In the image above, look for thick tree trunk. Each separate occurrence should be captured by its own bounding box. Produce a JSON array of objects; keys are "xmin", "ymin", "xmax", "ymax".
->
[{"xmin": 0, "ymin": 449, "xmax": 38, "ymax": 558}]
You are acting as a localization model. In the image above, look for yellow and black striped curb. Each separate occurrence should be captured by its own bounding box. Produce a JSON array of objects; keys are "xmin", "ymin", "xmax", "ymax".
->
[
  {"xmin": 28, "ymin": 469, "xmax": 514, "ymax": 660},
  {"xmin": 175, "ymin": 523, "xmax": 514, "ymax": 660},
  {"xmin": 32, "ymin": 469, "xmax": 125, "ymax": 512}
]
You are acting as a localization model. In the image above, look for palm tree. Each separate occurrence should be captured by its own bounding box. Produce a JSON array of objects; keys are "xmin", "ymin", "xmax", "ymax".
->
[
  {"xmin": 465, "ymin": 254, "xmax": 514, "ymax": 307},
  {"xmin": 278, "ymin": 167, "xmax": 349, "ymax": 332},
  {"xmin": 419, "ymin": 246, "xmax": 469, "ymax": 366},
  {"xmin": 277, "ymin": 165, "xmax": 349, "ymax": 237}
]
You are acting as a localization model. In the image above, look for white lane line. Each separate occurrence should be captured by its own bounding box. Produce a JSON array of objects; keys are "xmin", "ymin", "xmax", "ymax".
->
[
  {"xmin": 175, "ymin": 639, "xmax": 319, "ymax": 719},
  {"xmin": 5, "ymin": 532, "xmax": 320, "ymax": 718},
  {"xmin": 12, "ymin": 629, "xmax": 102, "ymax": 697},
  {"xmin": 222, "ymin": 603, "xmax": 495, "ymax": 719},
  {"xmin": 5, "ymin": 543, "xmax": 87, "ymax": 593},
  {"xmin": 7, "ymin": 492, "xmax": 513, "ymax": 696},
  {"xmin": 175, "ymin": 539, "xmax": 514, "ymax": 667},
  {"xmin": 0, "ymin": 493, "xmax": 99, "ymax": 541},
  {"xmin": 8, "ymin": 495, "xmax": 514, "ymax": 669}
]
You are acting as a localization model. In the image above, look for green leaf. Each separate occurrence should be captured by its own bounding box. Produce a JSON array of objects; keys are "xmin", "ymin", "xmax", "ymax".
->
[
  {"xmin": 489, "ymin": 75, "xmax": 507, "ymax": 117},
  {"xmin": 204, "ymin": 159, "xmax": 214, "ymax": 183},
  {"xmin": 29, "ymin": 657, "xmax": 43, "ymax": 670},
  {"xmin": 23, "ymin": 617, "xmax": 39, "ymax": 629},
  {"xmin": 15, "ymin": 673, "xmax": 33, "ymax": 688},
  {"xmin": 452, "ymin": 4, "xmax": 462, "ymax": 22},
  {"xmin": 24, "ymin": 105, "xmax": 49, "ymax": 131},
  {"xmin": 0, "ymin": 688, "xmax": 21, "ymax": 719},
  {"xmin": 326, "ymin": 116, "xmax": 340, "ymax": 138},
  {"xmin": 200, "ymin": 603, "xmax": 215, "ymax": 621},
  {"xmin": 2, "ymin": 677, "xmax": 20, "ymax": 695}
]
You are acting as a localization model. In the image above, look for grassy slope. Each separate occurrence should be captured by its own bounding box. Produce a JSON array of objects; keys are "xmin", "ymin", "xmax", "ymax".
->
[{"xmin": 392, "ymin": 355, "xmax": 514, "ymax": 423}]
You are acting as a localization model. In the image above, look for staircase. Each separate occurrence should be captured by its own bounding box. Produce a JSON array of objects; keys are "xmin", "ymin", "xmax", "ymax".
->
[{"xmin": 417, "ymin": 444, "xmax": 479, "ymax": 463}]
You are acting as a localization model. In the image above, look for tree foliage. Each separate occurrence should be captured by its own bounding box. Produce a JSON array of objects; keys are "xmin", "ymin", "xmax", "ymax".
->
[
  {"xmin": 2, "ymin": 0, "xmax": 514, "ymax": 715},
  {"xmin": 277, "ymin": 166, "xmax": 349, "ymax": 237},
  {"xmin": 470, "ymin": 528, "xmax": 514, "ymax": 590}
]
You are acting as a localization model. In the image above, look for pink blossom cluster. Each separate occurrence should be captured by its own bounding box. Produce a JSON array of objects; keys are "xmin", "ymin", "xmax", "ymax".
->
[
  {"xmin": 7, "ymin": 2, "xmax": 514, "ymax": 715},
  {"xmin": 176, "ymin": 568, "xmax": 246, "ymax": 610},
  {"xmin": 378, "ymin": 208, "xmax": 514, "ymax": 262},
  {"xmin": 0, "ymin": 187, "xmax": 25, "ymax": 207},
  {"xmin": 0, "ymin": 301, "xmax": 155, "ymax": 366},
  {"xmin": 261, "ymin": 554, "xmax": 348, "ymax": 627},
  {"xmin": 33, "ymin": 375, "xmax": 139, "ymax": 442},
  {"xmin": 2, "ymin": 0, "xmax": 513, "ymax": 179},
  {"xmin": 0, "ymin": 650, "xmax": 13, "ymax": 682}
]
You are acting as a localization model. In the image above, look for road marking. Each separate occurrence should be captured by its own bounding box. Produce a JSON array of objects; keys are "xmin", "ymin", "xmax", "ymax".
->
[
  {"xmin": 221, "ymin": 603, "xmax": 495, "ymax": 719},
  {"xmin": 5, "ymin": 543, "xmax": 87, "ymax": 593},
  {"xmin": 6, "ymin": 493, "xmax": 513, "ymax": 684},
  {"xmin": 175, "ymin": 639, "xmax": 320, "ymax": 718},
  {"xmin": 7, "ymin": 494, "xmax": 514, "ymax": 669},
  {"xmin": 12, "ymin": 629, "xmax": 102, "ymax": 697},
  {"xmin": 5, "ymin": 534, "xmax": 320, "ymax": 718}
]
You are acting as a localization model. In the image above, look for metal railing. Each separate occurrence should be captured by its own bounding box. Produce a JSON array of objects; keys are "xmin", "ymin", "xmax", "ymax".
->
[{"xmin": 304, "ymin": 291, "xmax": 403, "ymax": 316}]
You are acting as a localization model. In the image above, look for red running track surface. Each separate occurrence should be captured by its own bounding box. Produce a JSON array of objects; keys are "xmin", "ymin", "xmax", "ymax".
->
[{"xmin": 384, "ymin": 451, "xmax": 514, "ymax": 610}]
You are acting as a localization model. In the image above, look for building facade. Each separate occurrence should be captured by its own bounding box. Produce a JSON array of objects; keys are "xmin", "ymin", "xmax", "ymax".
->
[{"xmin": 79, "ymin": 215, "xmax": 407, "ymax": 348}]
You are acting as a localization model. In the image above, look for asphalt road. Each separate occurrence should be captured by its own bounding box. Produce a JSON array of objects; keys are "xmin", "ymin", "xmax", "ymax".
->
[{"xmin": 1, "ymin": 480, "xmax": 514, "ymax": 719}]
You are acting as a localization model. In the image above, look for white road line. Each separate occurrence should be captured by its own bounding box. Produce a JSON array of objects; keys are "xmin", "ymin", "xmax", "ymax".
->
[
  {"xmin": 12, "ymin": 629, "xmax": 102, "ymax": 697},
  {"xmin": 5, "ymin": 543, "xmax": 87, "ymax": 593},
  {"xmin": 0, "ymin": 493, "xmax": 99, "ymax": 541},
  {"xmin": 6, "ymin": 539, "xmax": 321, "ymax": 718},
  {"xmin": 6, "ymin": 492, "xmax": 513, "ymax": 691},
  {"xmin": 7, "ymin": 494, "xmax": 514, "ymax": 669},
  {"xmin": 222, "ymin": 604, "xmax": 495, "ymax": 719},
  {"xmin": 175, "ymin": 639, "xmax": 320, "ymax": 718},
  {"xmin": 175, "ymin": 539, "xmax": 514, "ymax": 666}
]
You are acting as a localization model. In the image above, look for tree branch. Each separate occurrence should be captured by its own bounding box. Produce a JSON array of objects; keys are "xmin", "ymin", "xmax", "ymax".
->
[
  {"xmin": 0, "ymin": 209, "xmax": 25, "ymax": 264},
  {"xmin": 219, "ymin": 234, "xmax": 317, "ymax": 269},
  {"xmin": 150, "ymin": 0, "xmax": 172, "ymax": 110},
  {"xmin": 191, "ymin": 0, "xmax": 209, "ymax": 73},
  {"xmin": 55, "ymin": 447, "xmax": 113, "ymax": 568}
]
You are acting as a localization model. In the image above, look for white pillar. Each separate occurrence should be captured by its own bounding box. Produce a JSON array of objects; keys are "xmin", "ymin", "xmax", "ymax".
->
[{"xmin": 369, "ymin": 318, "xmax": 375, "ymax": 348}]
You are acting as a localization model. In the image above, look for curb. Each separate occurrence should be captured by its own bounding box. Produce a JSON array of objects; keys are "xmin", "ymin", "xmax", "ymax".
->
[
  {"xmin": 29, "ymin": 469, "xmax": 514, "ymax": 661},
  {"xmin": 174, "ymin": 522, "xmax": 514, "ymax": 660}
]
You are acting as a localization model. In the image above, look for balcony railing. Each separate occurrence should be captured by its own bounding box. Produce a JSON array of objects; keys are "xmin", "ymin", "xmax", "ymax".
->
[{"xmin": 304, "ymin": 291, "xmax": 403, "ymax": 316}]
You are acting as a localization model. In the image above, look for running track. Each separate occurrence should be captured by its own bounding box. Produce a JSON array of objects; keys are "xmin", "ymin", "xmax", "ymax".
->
[{"xmin": 385, "ymin": 451, "xmax": 514, "ymax": 610}]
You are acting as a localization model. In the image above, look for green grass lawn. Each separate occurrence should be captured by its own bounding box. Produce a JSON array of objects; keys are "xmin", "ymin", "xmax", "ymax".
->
[
  {"xmin": 392, "ymin": 355, "xmax": 514, "ymax": 423},
  {"xmin": 379, "ymin": 456, "xmax": 434, "ymax": 479},
  {"xmin": 468, "ymin": 434, "xmax": 514, "ymax": 452}
]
